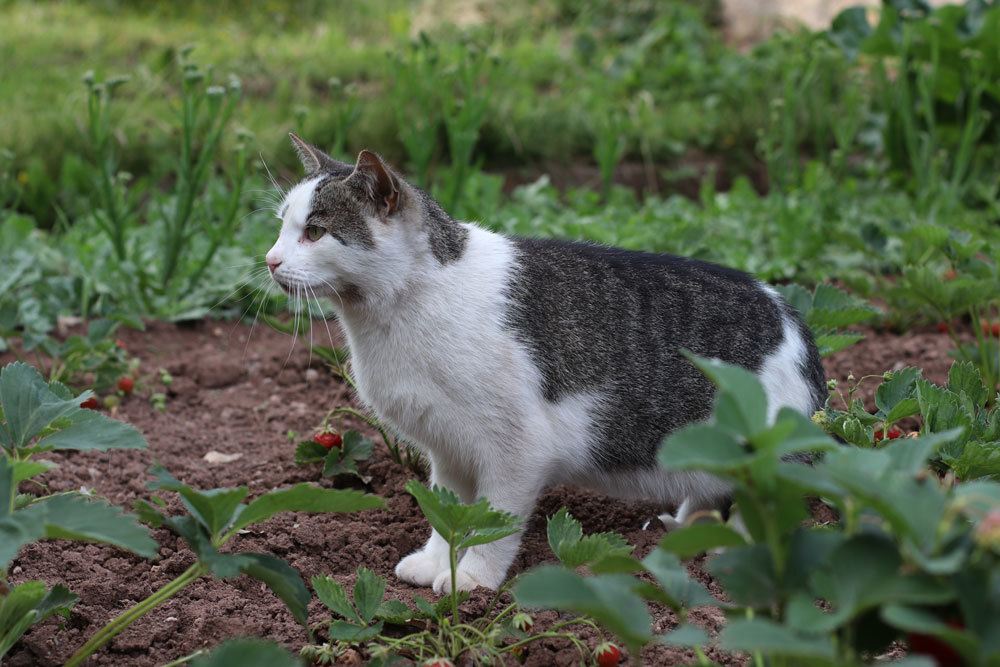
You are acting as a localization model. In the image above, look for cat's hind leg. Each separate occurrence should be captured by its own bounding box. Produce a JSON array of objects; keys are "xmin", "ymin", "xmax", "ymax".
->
[{"xmin": 395, "ymin": 453, "xmax": 475, "ymax": 587}]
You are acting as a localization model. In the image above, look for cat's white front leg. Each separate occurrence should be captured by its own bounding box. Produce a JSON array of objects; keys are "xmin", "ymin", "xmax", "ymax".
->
[
  {"xmin": 431, "ymin": 466, "xmax": 545, "ymax": 593},
  {"xmin": 395, "ymin": 455, "xmax": 474, "ymax": 587}
]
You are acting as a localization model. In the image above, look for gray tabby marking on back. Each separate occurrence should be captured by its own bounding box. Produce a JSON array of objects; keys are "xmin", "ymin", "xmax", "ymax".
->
[{"xmin": 504, "ymin": 238, "xmax": 824, "ymax": 470}]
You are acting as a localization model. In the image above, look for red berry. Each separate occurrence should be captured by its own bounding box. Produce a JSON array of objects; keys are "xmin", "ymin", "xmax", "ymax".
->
[
  {"xmin": 993, "ymin": 322, "xmax": 1000, "ymax": 338},
  {"xmin": 115, "ymin": 339, "xmax": 127, "ymax": 349},
  {"xmin": 314, "ymin": 432, "xmax": 342, "ymax": 449},
  {"xmin": 942, "ymin": 269, "xmax": 957, "ymax": 281},
  {"xmin": 874, "ymin": 426, "xmax": 903, "ymax": 442},
  {"xmin": 908, "ymin": 621, "xmax": 964, "ymax": 667},
  {"xmin": 117, "ymin": 377, "xmax": 134, "ymax": 394},
  {"xmin": 80, "ymin": 397, "xmax": 100, "ymax": 410},
  {"xmin": 595, "ymin": 642, "xmax": 622, "ymax": 667},
  {"xmin": 423, "ymin": 660, "xmax": 454, "ymax": 667},
  {"xmin": 936, "ymin": 322, "xmax": 949, "ymax": 334}
]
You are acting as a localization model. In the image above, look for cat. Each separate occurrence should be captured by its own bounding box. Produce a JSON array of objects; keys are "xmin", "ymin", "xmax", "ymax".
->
[{"xmin": 266, "ymin": 133, "xmax": 827, "ymax": 593}]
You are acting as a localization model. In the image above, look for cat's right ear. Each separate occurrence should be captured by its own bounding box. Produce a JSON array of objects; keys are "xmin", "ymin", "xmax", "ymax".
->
[{"xmin": 289, "ymin": 132, "xmax": 342, "ymax": 175}]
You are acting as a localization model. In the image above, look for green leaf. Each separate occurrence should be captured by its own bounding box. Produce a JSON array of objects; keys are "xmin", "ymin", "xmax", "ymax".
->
[
  {"xmin": 404, "ymin": 481, "xmax": 519, "ymax": 552},
  {"xmin": 0, "ymin": 457, "xmax": 13, "ymax": 518},
  {"xmin": 37, "ymin": 408, "xmax": 146, "ymax": 452},
  {"xmin": 191, "ymin": 638, "xmax": 302, "ymax": 667},
  {"xmin": 233, "ymin": 553, "xmax": 311, "ymax": 627},
  {"xmin": 659, "ymin": 423, "xmax": 750, "ymax": 472},
  {"xmin": 875, "ymin": 368, "xmax": 922, "ymax": 419},
  {"xmin": 353, "ymin": 567, "xmax": 386, "ymax": 624},
  {"xmin": 18, "ymin": 494, "xmax": 157, "ymax": 560},
  {"xmin": 232, "ymin": 483, "xmax": 383, "ymax": 533},
  {"xmin": 374, "ymin": 599, "xmax": 413, "ymax": 624},
  {"xmin": 312, "ymin": 575, "xmax": 361, "ymax": 623},
  {"xmin": 641, "ymin": 549, "xmax": 717, "ymax": 610},
  {"xmin": 810, "ymin": 534, "xmax": 952, "ymax": 623},
  {"xmin": 10, "ymin": 459, "xmax": 54, "ymax": 485},
  {"xmin": 720, "ymin": 619, "xmax": 836, "ymax": 661},
  {"xmin": 661, "ymin": 623, "xmax": 709, "ymax": 648},
  {"xmin": 294, "ymin": 440, "xmax": 328, "ymax": 465},
  {"xmin": 0, "ymin": 581, "xmax": 46, "ymax": 635},
  {"xmin": 658, "ymin": 523, "xmax": 746, "ymax": 559},
  {"xmin": 816, "ymin": 333, "xmax": 865, "ymax": 357},
  {"xmin": 684, "ymin": 353, "xmax": 768, "ymax": 436},
  {"xmin": 0, "ymin": 515, "xmax": 43, "ymax": 568},
  {"xmin": 322, "ymin": 431, "xmax": 374, "ymax": 478},
  {"xmin": 546, "ymin": 508, "xmax": 632, "ymax": 569},
  {"xmin": 514, "ymin": 566, "xmax": 653, "ymax": 651},
  {"xmin": 828, "ymin": 6, "xmax": 873, "ymax": 59},
  {"xmin": 947, "ymin": 361, "xmax": 988, "ymax": 409},
  {"xmin": 327, "ymin": 619, "xmax": 383, "ymax": 642},
  {"xmin": 0, "ymin": 362, "xmax": 83, "ymax": 448},
  {"xmin": 706, "ymin": 544, "xmax": 777, "ymax": 609},
  {"xmin": 149, "ymin": 466, "xmax": 248, "ymax": 537}
]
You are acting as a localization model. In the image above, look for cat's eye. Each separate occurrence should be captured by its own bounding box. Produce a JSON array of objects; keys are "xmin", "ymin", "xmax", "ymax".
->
[{"xmin": 304, "ymin": 225, "xmax": 325, "ymax": 242}]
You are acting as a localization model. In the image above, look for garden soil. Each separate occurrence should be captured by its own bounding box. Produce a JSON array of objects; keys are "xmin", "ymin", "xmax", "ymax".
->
[{"xmin": 5, "ymin": 319, "xmax": 956, "ymax": 666}]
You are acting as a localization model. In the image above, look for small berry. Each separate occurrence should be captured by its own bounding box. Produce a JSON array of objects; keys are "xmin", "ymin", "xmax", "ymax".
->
[
  {"xmin": 936, "ymin": 322, "xmax": 949, "ymax": 334},
  {"xmin": 314, "ymin": 432, "xmax": 342, "ymax": 449},
  {"xmin": 423, "ymin": 660, "xmax": 454, "ymax": 667},
  {"xmin": 975, "ymin": 510, "xmax": 1000, "ymax": 550},
  {"xmin": 981, "ymin": 321, "xmax": 1000, "ymax": 338},
  {"xmin": 874, "ymin": 426, "xmax": 903, "ymax": 442},
  {"xmin": 942, "ymin": 269, "xmax": 957, "ymax": 281},
  {"xmin": 993, "ymin": 322, "xmax": 1000, "ymax": 338},
  {"xmin": 115, "ymin": 339, "xmax": 127, "ymax": 349},
  {"xmin": 595, "ymin": 642, "xmax": 622, "ymax": 667},
  {"xmin": 908, "ymin": 621, "xmax": 964, "ymax": 667},
  {"xmin": 117, "ymin": 377, "xmax": 134, "ymax": 394},
  {"xmin": 80, "ymin": 397, "xmax": 100, "ymax": 410}
]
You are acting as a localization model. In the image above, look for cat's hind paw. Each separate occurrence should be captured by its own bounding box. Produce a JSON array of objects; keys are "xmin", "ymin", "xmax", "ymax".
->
[
  {"xmin": 431, "ymin": 566, "xmax": 488, "ymax": 595},
  {"xmin": 395, "ymin": 549, "xmax": 449, "ymax": 587}
]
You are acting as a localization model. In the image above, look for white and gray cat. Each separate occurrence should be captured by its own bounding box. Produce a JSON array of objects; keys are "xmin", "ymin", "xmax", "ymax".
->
[{"xmin": 266, "ymin": 134, "xmax": 826, "ymax": 593}]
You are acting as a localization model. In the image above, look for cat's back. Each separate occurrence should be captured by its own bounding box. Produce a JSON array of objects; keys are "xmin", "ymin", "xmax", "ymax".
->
[{"xmin": 505, "ymin": 236, "xmax": 791, "ymax": 390}]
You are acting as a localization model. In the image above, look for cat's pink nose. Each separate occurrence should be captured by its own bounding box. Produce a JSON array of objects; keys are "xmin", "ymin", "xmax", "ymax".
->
[{"xmin": 267, "ymin": 260, "xmax": 282, "ymax": 273}]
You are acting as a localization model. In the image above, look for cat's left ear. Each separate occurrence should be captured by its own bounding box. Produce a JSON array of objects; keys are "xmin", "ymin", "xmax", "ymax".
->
[{"xmin": 353, "ymin": 150, "xmax": 401, "ymax": 216}]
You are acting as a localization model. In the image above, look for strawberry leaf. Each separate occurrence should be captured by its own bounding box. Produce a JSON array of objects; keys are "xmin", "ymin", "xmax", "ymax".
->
[
  {"xmin": 312, "ymin": 575, "xmax": 361, "ymax": 623},
  {"xmin": 231, "ymin": 483, "xmax": 383, "ymax": 533},
  {"xmin": 547, "ymin": 508, "xmax": 632, "ymax": 569}
]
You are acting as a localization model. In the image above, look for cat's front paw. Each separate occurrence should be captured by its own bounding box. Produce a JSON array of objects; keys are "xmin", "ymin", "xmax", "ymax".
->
[
  {"xmin": 431, "ymin": 566, "xmax": 489, "ymax": 594},
  {"xmin": 395, "ymin": 549, "xmax": 449, "ymax": 587}
]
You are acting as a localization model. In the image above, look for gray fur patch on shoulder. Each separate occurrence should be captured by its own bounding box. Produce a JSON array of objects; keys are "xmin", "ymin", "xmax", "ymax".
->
[{"xmin": 418, "ymin": 190, "xmax": 468, "ymax": 264}]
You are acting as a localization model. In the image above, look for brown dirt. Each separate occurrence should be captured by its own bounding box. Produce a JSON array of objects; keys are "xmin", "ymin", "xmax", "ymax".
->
[
  {"xmin": 499, "ymin": 150, "xmax": 769, "ymax": 200},
  {"xmin": 5, "ymin": 319, "xmax": 958, "ymax": 666}
]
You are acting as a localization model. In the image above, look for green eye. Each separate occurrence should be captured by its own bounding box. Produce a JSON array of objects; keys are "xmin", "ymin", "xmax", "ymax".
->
[{"xmin": 305, "ymin": 225, "xmax": 325, "ymax": 242}]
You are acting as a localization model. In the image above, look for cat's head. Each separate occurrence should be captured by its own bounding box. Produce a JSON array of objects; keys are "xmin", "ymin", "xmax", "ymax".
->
[{"xmin": 266, "ymin": 134, "xmax": 465, "ymax": 309}]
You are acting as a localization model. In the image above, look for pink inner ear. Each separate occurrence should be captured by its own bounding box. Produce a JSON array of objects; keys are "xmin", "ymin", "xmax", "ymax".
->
[{"xmin": 357, "ymin": 151, "xmax": 399, "ymax": 215}]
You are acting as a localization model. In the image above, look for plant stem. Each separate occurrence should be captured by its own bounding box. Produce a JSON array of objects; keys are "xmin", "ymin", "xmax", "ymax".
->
[
  {"xmin": 159, "ymin": 648, "xmax": 206, "ymax": 667},
  {"xmin": 64, "ymin": 563, "xmax": 206, "ymax": 667},
  {"xmin": 449, "ymin": 544, "xmax": 459, "ymax": 625}
]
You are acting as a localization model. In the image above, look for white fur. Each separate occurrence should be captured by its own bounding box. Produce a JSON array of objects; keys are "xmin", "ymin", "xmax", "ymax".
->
[{"xmin": 266, "ymin": 180, "xmax": 819, "ymax": 592}]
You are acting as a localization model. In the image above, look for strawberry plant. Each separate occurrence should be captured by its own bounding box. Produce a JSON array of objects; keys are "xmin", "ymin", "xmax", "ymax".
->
[
  {"xmin": 64, "ymin": 467, "xmax": 384, "ymax": 666},
  {"xmin": 0, "ymin": 361, "xmax": 157, "ymax": 660},
  {"xmin": 822, "ymin": 361, "xmax": 1000, "ymax": 479},
  {"xmin": 404, "ymin": 480, "xmax": 520, "ymax": 623},
  {"xmin": 515, "ymin": 353, "xmax": 1000, "ymax": 665},
  {"xmin": 296, "ymin": 429, "xmax": 373, "ymax": 479},
  {"xmin": 304, "ymin": 561, "xmax": 597, "ymax": 664},
  {"xmin": 774, "ymin": 283, "xmax": 880, "ymax": 356}
]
